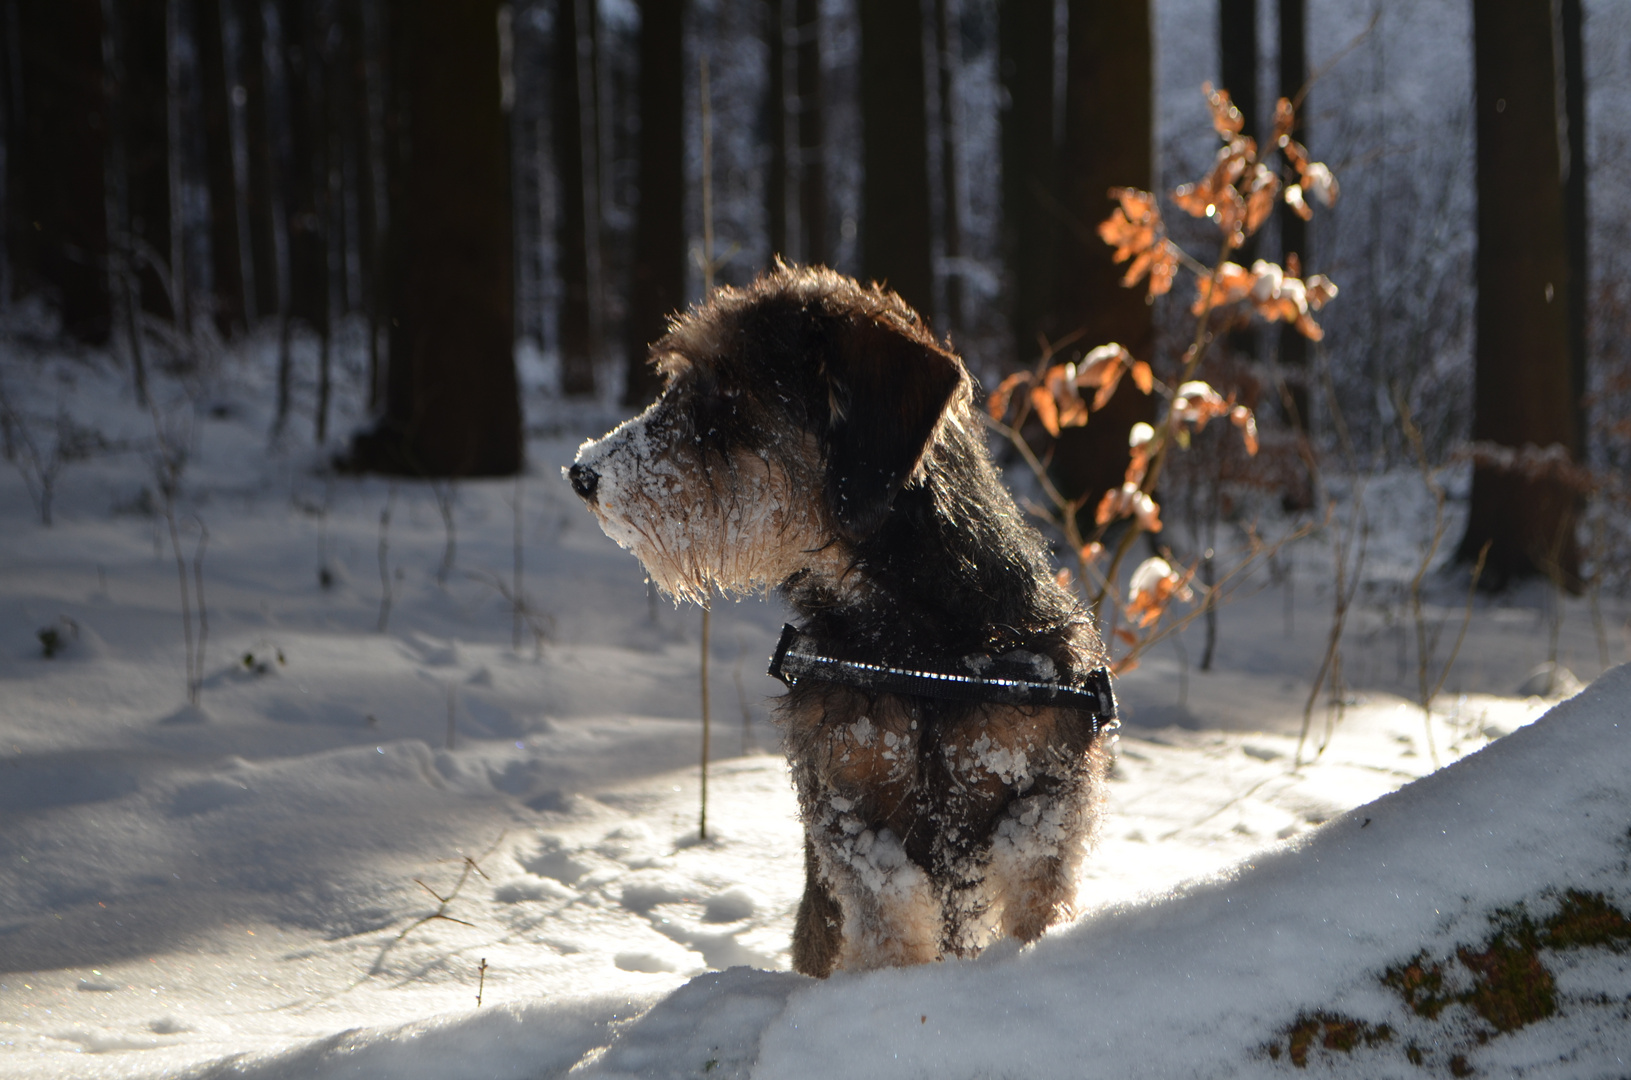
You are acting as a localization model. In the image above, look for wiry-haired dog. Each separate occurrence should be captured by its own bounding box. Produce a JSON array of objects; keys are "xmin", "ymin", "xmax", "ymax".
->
[{"xmin": 567, "ymin": 265, "xmax": 1116, "ymax": 976}]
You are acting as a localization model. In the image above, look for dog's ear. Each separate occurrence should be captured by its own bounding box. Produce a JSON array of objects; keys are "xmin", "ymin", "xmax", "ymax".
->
[{"xmin": 821, "ymin": 313, "xmax": 963, "ymax": 540}]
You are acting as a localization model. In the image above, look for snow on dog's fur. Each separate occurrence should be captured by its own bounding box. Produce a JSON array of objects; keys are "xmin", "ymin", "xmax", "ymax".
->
[{"xmin": 568, "ymin": 265, "xmax": 1112, "ymax": 975}]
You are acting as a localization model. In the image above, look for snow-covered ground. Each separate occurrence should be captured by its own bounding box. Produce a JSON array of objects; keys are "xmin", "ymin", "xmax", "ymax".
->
[{"xmin": 2, "ymin": 327, "xmax": 1629, "ymax": 1079}]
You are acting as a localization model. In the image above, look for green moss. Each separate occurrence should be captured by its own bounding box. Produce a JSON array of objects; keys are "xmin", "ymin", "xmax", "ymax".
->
[
  {"xmin": 1276, "ymin": 1013, "xmax": 1392, "ymax": 1069},
  {"xmin": 1544, "ymin": 890, "xmax": 1631, "ymax": 952},
  {"xmin": 1383, "ymin": 953, "xmax": 1454, "ymax": 1019},
  {"xmin": 1457, "ymin": 934, "xmax": 1556, "ymax": 1033}
]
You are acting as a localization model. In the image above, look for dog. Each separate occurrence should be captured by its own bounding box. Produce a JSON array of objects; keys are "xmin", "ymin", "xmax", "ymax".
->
[{"xmin": 566, "ymin": 265, "xmax": 1116, "ymax": 976}]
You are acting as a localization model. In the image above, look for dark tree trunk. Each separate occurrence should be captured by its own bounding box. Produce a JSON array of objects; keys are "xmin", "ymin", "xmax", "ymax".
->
[
  {"xmin": 622, "ymin": 0, "xmax": 684, "ymax": 407},
  {"xmin": 1560, "ymin": 0, "xmax": 1586, "ymax": 464},
  {"xmin": 3, "ymin": 0, "xmax": 111, "ymax": 343},
  {"xmin": 194, "ymin": 0, "xmax": 245, "ymax": 336},
  {"xmin": 934, "ymin": 0, "xmax": 963, "ymax": 338},
  {"xmin": 1456, "ymin": 0, "xmax": 1579, "ymax": 587},
  {"xmin": 1276, "ymin": 0, "xmax": 1307, "ymax": 431},
  {"xmin": 240, "ymin": 0, "xmax": 280, "ymax": 325},
  {"xmin": 793, "ymin": 0, "xmax": 823, "ymax": 266},
  {"xmin": 344, "ymin": 0, "xmax": 386, "ymax": 410},
  {"xmin": 1050, "ymin": 0, "xmax": 1155, "ymax": 513},
  {"xmin": 349, "ymin": 0, "xmax": 519, "ymax": 477},
  {"xmin": 1219, "ymin": 0, "xmax": 1257, "ymax": 361},
  {"xmin": 279, "ymin": 0, "xmax": 328, "ymax": 341},
  {"xmin": 1219, "ymin": 0, "xmax": 1257, "ymax": 142},
  {"xmin": 859, "ymin": 0, "xmax": 932, "ymax": 316},
  {"xmin": 555, "ymin": 0, "xmax": 599, "ymax": 397},
  {"xmin": 998, "ymin": 0, "xmax": 1057, "ymax": 367},
  {"xmin": 764, "ymin": 0, "xmax": 787, "ymax": 260},
  {"xmin": 117, "ymin": 0, "xmax": 176, "ymax": 322}
]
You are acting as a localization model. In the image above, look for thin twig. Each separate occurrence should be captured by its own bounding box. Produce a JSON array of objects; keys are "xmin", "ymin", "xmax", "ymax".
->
[
  {"xmin": 377, "ymin": 482, "xmax": 397, "ymax": 633},
  {"xmin": 191, "ymin": 518, "xmax": 210, "ymax": 701}
]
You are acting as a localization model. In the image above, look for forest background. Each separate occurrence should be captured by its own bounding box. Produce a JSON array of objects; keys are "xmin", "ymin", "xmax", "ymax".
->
[{"xmin": 5, "ymin": 0, "xmax": 1628, "ymax": 595}]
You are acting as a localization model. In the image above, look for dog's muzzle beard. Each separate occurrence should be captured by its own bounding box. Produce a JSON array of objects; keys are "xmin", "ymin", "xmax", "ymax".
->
[{"xmin": 566, "ymin": 404, "xmax": 835, "ymax": 605}]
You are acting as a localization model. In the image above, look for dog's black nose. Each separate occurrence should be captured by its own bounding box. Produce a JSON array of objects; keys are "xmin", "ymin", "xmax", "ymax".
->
[{"xmin": 568, "ymin": 463, "xmax": 599, "ymax": 503}]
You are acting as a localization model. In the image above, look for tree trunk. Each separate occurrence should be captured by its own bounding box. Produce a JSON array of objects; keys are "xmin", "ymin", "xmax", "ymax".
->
[
  {"xmin": 279, "ymin": 0, "xmax": 328, "ymax": 345},
  {"xmin": 1272, "ymin": 0, "xmax": 1311, "ymax": 509},
  {"xmin": 555, "ymin": 0, "xmax": 599, "ymax": 397},
  {"xmin": 240, "ymin": 0, "xmax": 281, "ymax": 326},
  {"xmin": 1559, "ymin": 0, "xmax": 1586, "ymax": 464},
  {"xmin": 934, "ymin": 0, "xmax": 964, "ymax": 339},
  {"xmin": 997, "ymin": 0, "xmax": 1057, "ymax": 367},
  {"xmin": 764, "ymin": 0, "xmax": 787, "ymax": 260},
  {"xmin": 1219, "ymin": 0, "xmax": 1257, "ymax": 144},
  {"xmin": 194, "ymin": 0, "xmax": 245, "ymax": 337},
  {"xmin": 793, "ymin": 0, "xmax": 823, "ymax": 266},
  {"xmin": 1276, "ymin": 0, "xmax": 1307, "ymax": 432},
  {"xmin": 859, "ymin": 0, "xmax": 932, "ymax": 316},
  {"xmin": 164, "ymin": 0, "xmax": 187, "ymax": 334},
  {"xmin": 1456, "ymin": 0, "xmax": 1580, "ymax": 588},
  {"xmin": 1049, "ymin": 0, "xmax": 1155, "ymax": 514},
  {"xmin": 622, "ymin": 0, "xmax": 684, "ymax": 407},
  {"xmin": 1218, "ymin": 0, "xmax": 1257, "ymax": 362},
  {"xmin": 116, "ymin": 0, "xmax": 175, "ymax": 323},
  {"xmin": 3, "ymin": 0, "xmax": 112, "ymax": 343},
  {"xmin": 345, "ymin": 0, "xmax": 386, "ymax": 410},
  {"xmin": 349, "ymin": 0, "xmax": 519, "ymax": 477}
]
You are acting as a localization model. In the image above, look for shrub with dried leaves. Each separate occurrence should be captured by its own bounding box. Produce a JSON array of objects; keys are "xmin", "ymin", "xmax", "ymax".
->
[{"xmin": 987, "ymin": 85, "xmax": 1341, "ymax": 671}]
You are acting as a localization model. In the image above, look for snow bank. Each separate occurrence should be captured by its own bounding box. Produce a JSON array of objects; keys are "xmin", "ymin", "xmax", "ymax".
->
[{"xmin": 587, "ymin": 666, "xmax": 1631, "ymax": 1079}]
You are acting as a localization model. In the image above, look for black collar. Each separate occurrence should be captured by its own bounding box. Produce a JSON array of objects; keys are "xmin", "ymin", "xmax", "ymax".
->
[{"xmin": 767, "ymin": 623, "xmax": 1118, "ymax": 731}]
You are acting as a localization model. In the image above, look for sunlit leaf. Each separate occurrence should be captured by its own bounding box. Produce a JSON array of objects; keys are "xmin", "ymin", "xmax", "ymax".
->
[
  {"xmin": 987, "ymin": 371, "xmax": 1029, "ymax": 422},
  {"xmin": 1272, "ymin": 96, "xmax": 1296, "ymax": 142},
  {"xmin": 1030, "ymin": 383, "xmax": 1060, "ymax": 436},
  {"xmin": 1130, "ymin": 360, "xmax": 1154, "ymax": 395},
  {"xmin": 1203, "ymin": 82, "xmax": 1245, "ymax": 137},
  {"xmin": 1305, "ymin": 274, "xmax": 1339, "ymax": 310},
  {"xmin": 1284, "ymin": 183, "xmax": 1313, "ymax": 221}
]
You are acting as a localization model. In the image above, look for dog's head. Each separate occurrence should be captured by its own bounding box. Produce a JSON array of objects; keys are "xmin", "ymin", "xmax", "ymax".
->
[{"xmin": 566, "ymin": 265, "xmax": 970, "ymax": 602}]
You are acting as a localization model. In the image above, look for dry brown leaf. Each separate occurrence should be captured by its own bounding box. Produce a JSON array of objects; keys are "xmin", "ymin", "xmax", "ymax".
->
[
  {"xmin": 1045, "ymin": 364, "xmax": 1091, "ymax": 428},
  {"xmin": 1077, "ymin": 343, "xmax": 1132, "ymax": 387},
  {"xmin": 1303, "ymin": 162, "xmax": 1339, "ymax": 206},
  {"xmin": 1148, "ymin": 242, "xmax": 1179, "ymax": 296},
  {"xmin": 1173, "ymin": 380, "xmax": 1230, "ymax": 430},
  {"xmin": 1230, "ymin": 404, "xmax": 1259, "ymax": 456},
  {"xmin": 1282, "ymin": 138, "xmax": 1309, "ymax": 174},
  {"xmin": 987, "ymin": 371, "xmax": 1029, "ymax": 422},
  {"xmin": 1284, "ymin": 183, "xmax": 1313, "ymax": 221},
  {"xmin": 1305, "ymin": 274, "xmax": 1338, "ymax": 309},
  {"xmin": 1126, "ymin": 556, "xmax": 1195, "ymax": 628},
  {"xmin": 1172, "ymin": 180, "xmax": 1216, "ymax": 219},
  {"xmin": 1030, "ymin": 383, "xmax": 1060, "ymax": 436},
  {"xmin": 1243, "ymin": 164, "xmax": 1281, "ymax": 235},
  {"xmin": 1111, "ymin": 654, "xmax": 1141, "ymax": 676},
  {"xmin": 1204, "ymin": 82, "xmax": 1245, "ymax": 137},
  {"xmin": 1272, "ymin": 96, "xmax": 1296, "ymax": 142},
  {"xmin": 1191, "ymin": 261, "xmax": 1253, "ymax": 316},
  {"xmin": 1130, "ymin": 359, "xmax": 1154, "ymax": 395}
]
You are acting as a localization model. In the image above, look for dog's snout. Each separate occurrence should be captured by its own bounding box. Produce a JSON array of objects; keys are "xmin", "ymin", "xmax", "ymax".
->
[{"xmin": 567, "ymin": 462, "xmax": 600, "ymax": 503}]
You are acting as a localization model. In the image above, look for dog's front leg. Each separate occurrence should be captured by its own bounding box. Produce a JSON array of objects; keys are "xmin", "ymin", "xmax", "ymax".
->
[
  {"xmin": 791, "ymin": 835, "xmax": 843, "ymax": 977},
  {"xmin": 808, "ymin": 811, "xmax": 941, "ymax": 971},
  {"xmin": 786, "ymin": 693, "xmax": 942, "ymax": 972}
]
